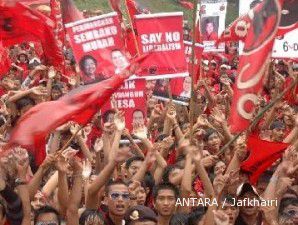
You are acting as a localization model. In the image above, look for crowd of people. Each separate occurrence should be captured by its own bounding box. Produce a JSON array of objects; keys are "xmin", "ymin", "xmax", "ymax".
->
[{"xmin": 0, "ymin": 6, "xmax": 298, "ymax": 225}]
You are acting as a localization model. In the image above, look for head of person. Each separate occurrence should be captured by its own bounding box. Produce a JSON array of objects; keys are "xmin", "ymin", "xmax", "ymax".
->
[
  {"xmin": 250, "ymin": 0, "xmax": 261, "ymax": 9},
  {"xmin": 51, "ymin": 84, "xmax": 63, "ymax": 100},
  {"xmin": 214, "ymin": 161, "xmax": 226, "ymax": 176},
  {"xmin": 79, "ymin": 209, "xmax": 105, "ymax": 225},
  {"xmin": 153, "ymin": 183, "xmax": 179, "ymax": 217},
  {"xmin": 105, "ymin": 180, "xmax": 130, "ymax": 217},
  {"xmin": 237, "ymin": 183, "xmax": 259, "ymax": 217},
  {"xmin": 132, "ymin": 109, "xmax": 145, "ymax": 126},
  {"xmin": 182, "ymin": 77, "xmax": 191, "ymax": 93},
  {"xmin": 79, "ymin": 55, "xmax": 97, "ymax": 77},
  {"xmin": 128, "ymin": 181, "xmax": 149, "ymax": 206},
  {"xmin": 270, "ymin": 120, "xmax": 286, "ymax": 142},
  {"xmin": 203, "ymin": 128, "xmax": 221, "ymax": 154},
  {"xmin": 256, "ymin": 170, "xmax": 273, "ymax": 195},
  {"xmin": 16, "ymin": 97, "xmax": 35, "ymax": 116},
  {"xmin": 162, "ymin": 165, "xmax": 183, "ymax": 184},
  {"xmin": 188, "ymin": 207, "xmax": 206, "ymax": 225},
  {"xmin": 102, "ymin": 109, "xmax": 116, "ymax": 123},
  {"xmin": 126, "ymin": 156, "xmax": 145, "ymax": 178},
  {"xmin": 125, "ymin": 205, "xmax": 157, "ymax": 225},
  {"xmin": 18, "ymin": 52, "xmax": 29, "ymax": 64},
  {"xmin": 34, "ymin": 205, "xmax": 61, "ymax": 225},
  {"xmin": 111, "ymin": 49, "xmax": 129, "ymax": 71},
  {"xmin": 205, "ymin": 19, "xmax": 215, "ymax": 35},
  {"xmin": 219, "ymin": 195, "xmax": 239, "ymax": 225},
  {"xmin": 279, "ymin": 198, "xmax": 298, "ymax": 225}
]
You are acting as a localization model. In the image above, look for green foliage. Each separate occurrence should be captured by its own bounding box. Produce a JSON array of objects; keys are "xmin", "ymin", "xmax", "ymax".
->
[{"xmin": 73, "ymin": 0, "xmax": 238, "ymax": 25}]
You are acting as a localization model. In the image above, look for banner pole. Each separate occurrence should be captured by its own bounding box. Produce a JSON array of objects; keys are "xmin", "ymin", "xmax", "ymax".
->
[
  {"xmin": 123, "ymin": 0, "xmax": 141, "ymax": 57},
  {"xmin": 189, "ymin": 0, "xmax": 199, "ymax": 143},
  {"xmin": 217, "ymin": 77, "xmax": 298, "ymax": 156}
]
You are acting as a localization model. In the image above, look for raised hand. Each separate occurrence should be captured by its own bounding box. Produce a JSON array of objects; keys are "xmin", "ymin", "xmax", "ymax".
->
[
  {"xmin": 151, "ymin": 104, "xmax": 164, "ymax": 120},
  {"xmin": 114, "ymin": 111, "xmax": 125, "ymax": 131},
  {"xmin": 93, "ymin": 138, "xmax": 104, "ymax": 153},
  {"xmin": 82, "ymin": 159, "xmax": 92, "ymax": 180},
  {"xmin": 213, "ymin": 210, "xmax": 230, "ymax": 225},
  {"xmin": 31, "ymin": 86, "xmax": 48, "ymax": 96},
  {"xmin": 201, "ymin": 155, "xmax": 219, "ymax": 168},
  {"xmin": 48, "ymin": 66, "xmax": 56, "ymax": 79},
  {"xmin": 69, "ymin": 123, "xmax": 83, "ymax": 137},
  {"xmin": 133, "ymin": 123, "xmax": 147, "ymax": 140}
]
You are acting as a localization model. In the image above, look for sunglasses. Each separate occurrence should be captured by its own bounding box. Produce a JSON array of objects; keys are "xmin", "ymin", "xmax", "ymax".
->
[
  {"xmin": 36, "ymin": 222, "xmax": 58, "ymax": 225},
  {"xmin": 109, "ymin": 192, "xmax": 130, "ymax": 201}
]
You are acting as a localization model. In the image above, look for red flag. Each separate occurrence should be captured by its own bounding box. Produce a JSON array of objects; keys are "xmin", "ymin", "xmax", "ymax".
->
[
  {"xmin": 178, "ymin": 0, "xmax": 194, "ymax": 10},
  {"xmin": 60, "ymin": 0, "xmax": 84, "ymax": 24},
  {"xmin": 228, "ymin": 0, "xmax": 284, "ymax": 133},
  {"xmin": 125, "ymin": 0, "xmax": 150, "ymax": 19},
  {"xmin": 241, "ymin": 135, "xmax": 289, "ymax": 184},
  {"xmin": 0, "ymin": 42, "xmax": 11, "ymax": 78},
  {"xmin": 0, "ymin": 2, "xmax": 63, "ymax": 67},
  {"xmin": 6, "ymin": 74, "xmax": 129, "ymax": 165}
]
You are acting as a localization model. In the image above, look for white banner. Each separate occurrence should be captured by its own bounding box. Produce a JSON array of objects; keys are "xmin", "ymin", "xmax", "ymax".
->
[
  {"xmin": 199, "ymin": 0, "xmax": 227, "ymax": 52},
  {"xmin": 239, "ymin": 0, "xmax": 298, "ymax": 58}
]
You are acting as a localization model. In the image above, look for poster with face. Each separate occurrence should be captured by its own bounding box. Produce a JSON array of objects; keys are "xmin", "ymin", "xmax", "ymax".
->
[
  {"xmin": 239, "ymin": 0, "xmax": 298, "ymax": 58},
  {"xmin": 65, "ymin": 12, "xmax": 129, "ymax": 85},
  {"xmin": 199, "ymin": 0, "xmax": 227, "ymax": 52},
  {"xmin": 152, "ymin": 77, "xmax": 191, "ymax": 106}
]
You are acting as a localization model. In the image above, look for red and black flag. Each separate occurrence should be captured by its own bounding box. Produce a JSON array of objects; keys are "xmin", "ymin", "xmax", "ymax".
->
[
  {"xmin": 228, "ymin": 0, "xmax": 284, "ymax": 133},
  {"xmin": 277, "ymin": 0, "xmax": 298, "ymax": 36}
]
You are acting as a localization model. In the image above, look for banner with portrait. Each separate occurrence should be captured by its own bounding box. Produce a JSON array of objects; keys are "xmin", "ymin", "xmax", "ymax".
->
[
  {"xmin": 65, "ymin": 12, "xmax": 129, "ymax": 85},
  {"xmin": 134, "ymin": 12, "xmax": 188, "ymax": 79},
  {"xmin": 101, "ymin": 79, "xmax": 147, "ymax": 133},
  {"xmin": 239, "ymin": 0, "xmax": 298, "ymax": 58},
  {"xmin": 152, "ymin": 77, "xmax": 191, "ymax": 106},
  {"xmin": 199, "ymin": 0, "xmax": 227, "ymax": 52}
]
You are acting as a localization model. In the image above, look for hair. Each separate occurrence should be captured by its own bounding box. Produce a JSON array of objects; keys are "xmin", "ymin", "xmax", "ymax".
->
[
  {"xmin": 16, "ymin": 97, "xmax": 35, "ymax": 111},
  {"xmin": 203, "ymin": 128, "xmax": 218, "ymax": 142},
  {"xmin": 79, "ymin": 55, "xmax": 97, "ymax": 73},
  {"xmin": 34, "ymin": 205, "xmax": 61, "ymax": 225},
  {"xmin": 132, "ymin": 109, "xmax": 144, "ymax": 117},
  {"xmin": 125, "ymin": 156, "xmax": 145, "ymax": 169},
  {"xmin": 0, "ymin": 115, "xmax": 6, "ymax": 127},
  {"xmin": 153, "ymin": 183, "xmax": 180, "ymax": 200},
  {"xmin": 111, "ymin": 48, "xmax": 123, "ymax": 54},
  {"xmin": 102, "ymin": 109, "xmax": 116, "ymax": 123},
  {"xmin": 279, "ymin": 198, "xmax": 298, "ymax": 215},
  {"xmin": 170, "ymin": 213, "xmax": 189, "ymax": 225},
  {"xmin": 250, "ymin": 0, "xmax": 261, "ymax": 9},
  {"xmin": 162, "ymin": 165, "xmax": 182, "ymax": 183},
  {"xmin": 188, "ymin": 207, "xmax": 207, "ymax": 225},
  {"xmin": 79, "ymin": 209, "xmax": 105, "ymax": 225},
  {"xmin": 104, "ymin": 179, "xmax": 128, "ymax": 195},
  {"xmin": 0, "ymin": 201, "xmax": 6, "ymax": 218}
]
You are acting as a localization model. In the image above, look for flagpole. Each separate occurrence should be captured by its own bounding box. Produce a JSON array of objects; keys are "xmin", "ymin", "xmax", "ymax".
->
[
  {"xmin": 123, "ymin": 0, "xmax": 141, "ymax": 57},
  {"xmin": 216, "ymin": 77, "xmax": 298, "ymax": 156},
  {"xmin": 189, "ymin": 0, "xmax": 199, "ymax": 143}
]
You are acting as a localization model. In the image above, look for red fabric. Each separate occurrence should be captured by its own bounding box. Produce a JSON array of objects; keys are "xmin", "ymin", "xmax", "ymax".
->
[
  {"xmin": 229, "ymin": 0, "xmax": 284, "ymax": 133},
  {"xmin": 0, "ymin": 42, "xmax": 11, "ymax": 78},
  {"xmin": 109, "ymin": 0, "xmax": 123, "ymax": 22},
  {"xmin": 276, "ymin": 0, "xmax": 298, "ymax": 36},
  {"xmin": 241, "ymin": 134, "xmax": 289, "ymax": 184},
  {"xmin": 60, "ymin": 0, "xmax": 84, "ymax": 24},
  {"xmin": 178, "ymin": 0, "xmax": 194, "ymax": 10},
  {"xmin": 125, "ymin": 0, "xmax": 150, "ymax": 21},
  {"xmin": 0, "ymin": 2, "xmax": 64, "ymax": 67},
  {"xmin": 5, "ymin": 75, "xmax": 129, "ymax": 165}
]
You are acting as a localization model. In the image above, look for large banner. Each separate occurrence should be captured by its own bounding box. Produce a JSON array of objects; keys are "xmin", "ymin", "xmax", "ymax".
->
[
  {"xmin": 101, "ymin": 79, "xmax": 147, "ymax": 132},
  {"xmin": 134, "ymin": 12, "xmax": 188, "ymax": 79},
  {"xmin": 199, "ymin": 0, "xmax": 227, "ymax": 52},
  {"xmin": 239, "ymin": 0, "xmax": 298, "ymax": 58},
  {"xmin": 65, "ymin": 12, "xmax": 129, "ymax": 84}
]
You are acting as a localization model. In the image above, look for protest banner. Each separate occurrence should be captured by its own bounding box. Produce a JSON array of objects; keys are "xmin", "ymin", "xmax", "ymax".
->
[
  {"xmin": 239, "ymin": 0, "xmax": 298, "ymax": 59},
  {"xmin": 134, "ymin": 12, "xmax": 188, "ymax": 79},
  {"xmin": 199, "ymin": 0, "xmax": 227, "ymax": 52},
  {"xmin": 101, "ymin": 79, "xmax": 147, "ymax": 132},
  {"xmin": 152, "ymin": 77, "xmax": 191, "ymax": 106},
  {"xmin": 65, "ymin": 12, "xmax": 129, "ymax": 84}
]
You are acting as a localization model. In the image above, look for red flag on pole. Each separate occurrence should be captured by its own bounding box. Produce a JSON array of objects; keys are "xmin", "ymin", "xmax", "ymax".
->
[
  {"xmin": 241, "ymin": 134, "xmax": 289, "ymax": 184},
  {"xmin": 109, "ymin": 0, "xmax": 123, "ymax": 22},
  {"xmin": 6, "ymin": 74, "xmax": 130, "ymax": 165},
  {"xmin": 0, "ymin": 2, "xmax": 64, "ymax": 67},
  {"xmin": 277, "ymin": 0, "xmax": 298, "ymax": 36},
  {"xmin": 228, "ymin": 0, "xmax": 284, "ymax": 134}
]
